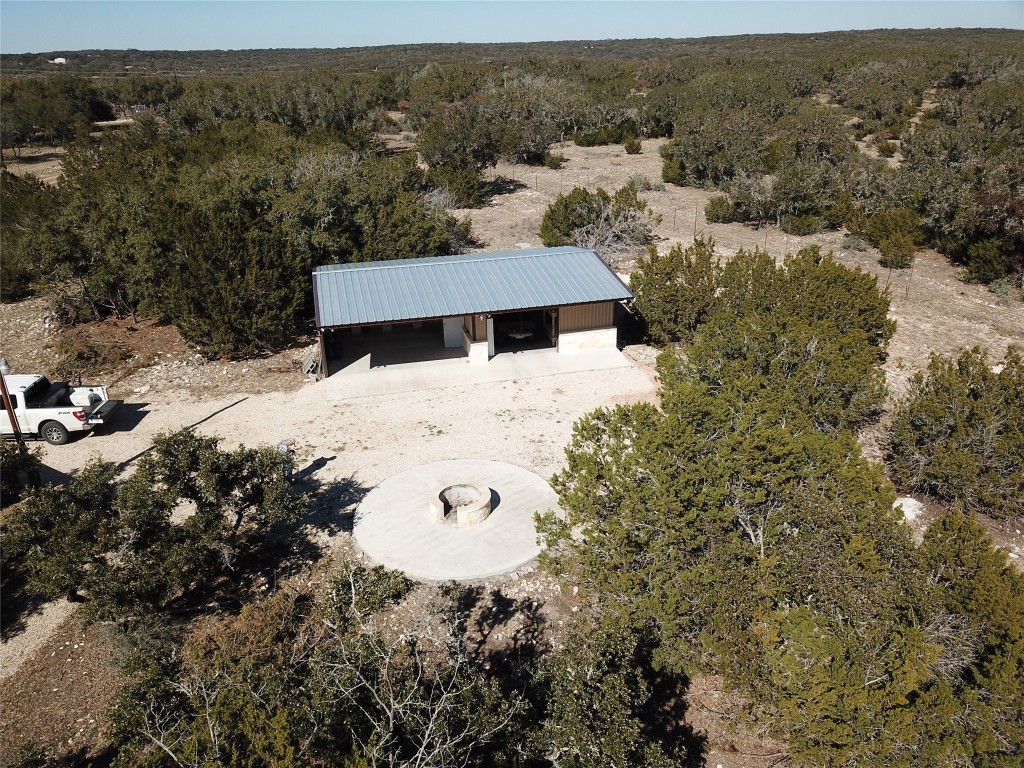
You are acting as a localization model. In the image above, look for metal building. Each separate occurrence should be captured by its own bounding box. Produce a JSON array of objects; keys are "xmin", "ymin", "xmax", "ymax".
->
[{"xmin": 312, "ymin": 247, "xmax": 633, "ymax": 376}]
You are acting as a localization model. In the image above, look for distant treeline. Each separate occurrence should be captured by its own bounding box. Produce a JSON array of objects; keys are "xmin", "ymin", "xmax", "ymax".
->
[
  {"xmin": 1, "ymin": 27, "xmax": 1021, "ymax": 354},
  {"xmin": 1, "ymin": 28, "xmax": 1019, "ymax": 76}
]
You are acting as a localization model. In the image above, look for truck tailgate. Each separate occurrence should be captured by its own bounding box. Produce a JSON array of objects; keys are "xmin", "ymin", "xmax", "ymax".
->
[{"xmin": 86, "ymin": 399, "xmax": 122, "ymax": 424}]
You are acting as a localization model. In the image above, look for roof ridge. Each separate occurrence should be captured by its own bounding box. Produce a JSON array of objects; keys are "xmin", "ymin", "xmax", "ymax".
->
[{"xmin": 315, "ymin": 247, "xmax": 590, "ymax": 273}]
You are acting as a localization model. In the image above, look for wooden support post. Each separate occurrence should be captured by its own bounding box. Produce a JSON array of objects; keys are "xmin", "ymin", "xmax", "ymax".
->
[{"xmin": 317, "ymin": 328, "xmax": 327, "ymax": 380}]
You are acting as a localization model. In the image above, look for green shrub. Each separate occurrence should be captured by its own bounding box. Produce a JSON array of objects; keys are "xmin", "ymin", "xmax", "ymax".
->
[
  {"xmin": 417, "ymin": 106, "xmax": 499, "ymax": 172},
  {"xmin": 425, "ymin": 167, "xmax": 484, "ymax": 208},
  {"xmin": 821, "ymin": 192, "xmax": 854, "ymax": 230},
  {"xmin": 842, "ymin": 234, "xmax": 869, "ymax": 251},
  {"xmin": 889, "ymin": 347, "xmax": 1024, "ymax": 520},
  {"xmin": 884, "ymin": 121, "xmax": 906, "ymax": 139},
  {"xmin": 0, "ymin": 442, "xmax": 41, "ymax": 507},
  {"xmin": 877, "ymin": 140, "xmax": 899, "ymax": 158},
  {"xmin": 963, "ymin": 238, "xmax": 1010, "ymax": 284},
  {"xmin": 704, "ymin": 195, "xmax": 736, "ymax": 223},
  {"xmin": 630, "ymin": 237, "xmax": 721, "ymax": 345},
  {"xmin": 988, "ymin": 277, "xmax": 1022, "ymax": 301},
  {"xmin": 867, "ymin": 207, "xmax": 921, "ymax": 268},
  {"xmin": 878, "ymin": 234, "xmax": 916, "ymax": 269},
  {"xmin": 626, "ymin": 173, "xmax": 664, "ymax": 192},
  {"xmin": 844, "ymin": 206, "xmax": 870, "ymax": 237},
  {"xmin": 539, "ymin": 184, "xmax": 658, "ymax": 256},
  {"xmin": 661, "ymin": 156, "xmax": 686, "ymax": 186},
  {"xmin": 781, "ymin": 214, "xmax": 823, "ymax": 236},
  {"xmin": 573, "ymin": 126, "xmax": 618, "ymax": 146},
  {"xmin": 540, "ymin": 187, "xmax": 610, "ymax": 247},
  {"xmin": 543, "ymin": 152, "xmax": 566, "ymax": 170},
  {"xmin": 573, "ymin": 121, "xmax": 636, "ymax": 147},
  {"xmin": 866, "ymin": 207, "xmax": 922, "ymax": 246},
  {"xmin": 623, "ymin": 136, "xmax": 642, "ymax": 154}
]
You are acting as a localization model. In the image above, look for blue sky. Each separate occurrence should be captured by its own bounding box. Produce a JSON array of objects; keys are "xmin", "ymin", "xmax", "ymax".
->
[{"xmin": 2, "ymin": 1, "xmax": 1021, "ymax": 54}]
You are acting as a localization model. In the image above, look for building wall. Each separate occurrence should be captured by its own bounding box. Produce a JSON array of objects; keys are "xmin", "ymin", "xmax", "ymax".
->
[
  {"xmin": 463, "ymin": 314, "xmax": 488, "ymax": 341},
  {"xmin": 462, "ymin": 330, "xmax": 489, "ymax": 362},
  {"xmin": 558, "ymin": 327, "xmax": 619, "ymax": 352},
  {"xmin": 559, "ymin": 302, "xmax": 615, "ymax": 333}
]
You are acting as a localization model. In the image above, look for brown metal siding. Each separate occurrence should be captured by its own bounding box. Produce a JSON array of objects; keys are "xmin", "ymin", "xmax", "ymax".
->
[
  {"xmin": 559, "ymin": 302, "xmax": 615, "ymax": 333},
  {"xmin": 463, "ymin": 314, "xmax": 488, "ymax": 341}
]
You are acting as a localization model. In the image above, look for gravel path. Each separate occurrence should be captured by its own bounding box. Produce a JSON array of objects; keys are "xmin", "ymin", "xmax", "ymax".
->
[{"xmin": 38, "ymin": 361, "xmax": 657, "ymax": 486}]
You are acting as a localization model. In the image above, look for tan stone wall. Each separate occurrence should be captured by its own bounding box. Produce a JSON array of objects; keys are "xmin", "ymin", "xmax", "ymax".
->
[
  {"xmin": 558, "ymin": 327, "xmax": 619, "ymax": 352},
  {"xmin": 463, "ymin": 329, "xmax": 489, "ymax": 362}
]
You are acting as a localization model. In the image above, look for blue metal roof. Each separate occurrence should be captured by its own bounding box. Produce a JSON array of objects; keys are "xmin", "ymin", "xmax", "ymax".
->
[{"xmin": 313, "ymin": 247, "xmax": 633, "ymax": 327}]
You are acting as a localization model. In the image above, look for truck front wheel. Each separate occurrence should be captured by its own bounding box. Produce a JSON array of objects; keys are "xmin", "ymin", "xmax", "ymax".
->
[{"xmin": 41, "ymin": 421, "xmax": 70, "ymax": 445}]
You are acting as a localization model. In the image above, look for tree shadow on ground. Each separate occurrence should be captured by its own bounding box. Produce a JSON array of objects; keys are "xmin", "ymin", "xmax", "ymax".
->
[
  {"xmin": 482, "ymin": 175, "xmax": 528, "ymax": 199},
  {"xmin": 448, "ymin": 585, "xmax": 549, "ymax": 688},
  {"xmin": 35, "ymin": 462, "xmax": 73, "ymax": 488},
  {"xmin": 641, "ymin": 666, "xmax": 708, "ymax": 768},
  {"xmin": 14, "ymin": 743, "xmax": 117, "ymax": 768},
  {"xmin": 116, "ymin": 398, "xmax": 249, "ymax": 470},
  {"xmin": 92, "ymin": 401, "xmax": 151, "ymax": 436},
  {"xmin": 297, "ymin": 460, "xmax": 368, "ymax": 535},
  {"xmin": 0, "ymin": 559, "xmax": 52, "ymax": 641}
]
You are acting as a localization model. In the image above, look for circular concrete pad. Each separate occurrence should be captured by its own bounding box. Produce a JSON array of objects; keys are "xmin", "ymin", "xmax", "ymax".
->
[{"xmin": 353, "ymin": 460, "xmax": 562, "ymax": 581}]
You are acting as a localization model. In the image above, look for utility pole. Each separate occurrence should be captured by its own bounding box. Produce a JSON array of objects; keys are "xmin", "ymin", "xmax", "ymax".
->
[
  {"xmin": 0, "ymin": 357, "xmax": 25, "ymax": 450},
  {"xmin": 0, "ymin": 356, "xmax": 38, "ymax": 490}
]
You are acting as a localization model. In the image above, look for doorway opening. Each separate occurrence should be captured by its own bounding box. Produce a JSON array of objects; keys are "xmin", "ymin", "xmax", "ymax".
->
[{"xmin": 492, "ymin": 309, "xmax": 557, "ymax": 354}]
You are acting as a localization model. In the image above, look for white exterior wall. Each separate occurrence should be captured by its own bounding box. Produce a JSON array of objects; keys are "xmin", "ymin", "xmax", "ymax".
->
[
  {"xmin": 463, "ymin": 330, "xmax": 489, "ymax": 363},
  {"xmin": 558, "ymin": 327, "xmax": 618, "ymax": 353},
  {"xmin": 442, "ymin": 317, "xmax": 463, "ymax": 347}
]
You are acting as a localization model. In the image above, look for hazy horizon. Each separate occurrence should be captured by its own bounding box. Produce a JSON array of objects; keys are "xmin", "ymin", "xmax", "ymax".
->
[{"xmin": 2, "ymin": 1, "xmax": 1021, "ymax": 56}]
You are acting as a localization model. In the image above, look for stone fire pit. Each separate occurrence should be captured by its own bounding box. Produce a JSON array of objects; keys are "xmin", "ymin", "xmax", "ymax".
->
[
  {"xmin": 352, "ymin": 459, "xmax": 563, "ymax": 581},
  {"xmin": 430, "ymin": 483, "xmax": 492, "ymax": 527}
]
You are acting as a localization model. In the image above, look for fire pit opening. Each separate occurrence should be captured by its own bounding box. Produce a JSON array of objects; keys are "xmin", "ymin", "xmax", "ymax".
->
[{"xmin": 430, "ymin": 482, "xmax": 492, "ymax": 527}]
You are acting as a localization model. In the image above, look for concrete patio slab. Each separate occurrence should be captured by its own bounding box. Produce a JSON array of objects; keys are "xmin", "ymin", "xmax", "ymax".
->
[
  {"xmin": 325, "ymin": 346, "xmax": 633, "ymax": 400},
  {"xmin": 352, "ymin": 459, "xmax": 563, "ymax": 581}
]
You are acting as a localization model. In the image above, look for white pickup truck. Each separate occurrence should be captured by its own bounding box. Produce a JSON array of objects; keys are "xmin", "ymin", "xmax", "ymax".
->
[{"xmin": 1, "ymin": 374, "xmax": 122, "ymax": 445}]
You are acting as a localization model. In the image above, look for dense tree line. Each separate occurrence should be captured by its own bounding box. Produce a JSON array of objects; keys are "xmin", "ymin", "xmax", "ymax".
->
[
  {"xmin": 0, "ymin": 74, "xmax": 114, "ymax": 149},
  {"xmin": 3, "ymin": 29, "xmax": 1022, "ymax": 355},
  {"xmin": 660, "ymin": 51, "xmax": 1023, "ymax": 283},
  {"xmin": 539, "ymin": 241, "xmax": 1024, "ymax": 766},
  {"xmin": 1, "ymin": 29, "xmax": 1018, "ymax": 76},
  {"xmin": 2, "ymin": 117, "xmax": 471, "ymax": 355}
]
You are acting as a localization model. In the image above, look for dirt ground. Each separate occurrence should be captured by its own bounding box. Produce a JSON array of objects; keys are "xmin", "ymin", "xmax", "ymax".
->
[
  {"xmin": 465, "ymin": 137, "xmax": 1022, "ymax": 396},
  {"xmin": 2, "ymin": 139, "xmax": 1022, "ymax": 767},
  {"xmin": 2, "ymin": 146, "xmax": 67, "ymax": 186}
]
